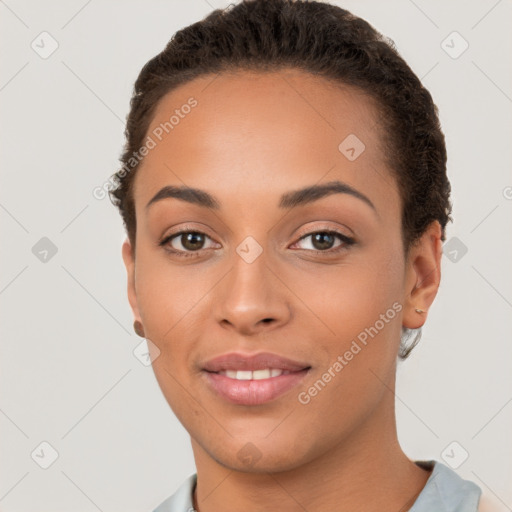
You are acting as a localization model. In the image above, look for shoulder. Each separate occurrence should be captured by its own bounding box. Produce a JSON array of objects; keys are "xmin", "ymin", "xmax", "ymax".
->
[
  {"xmin": 410, "ymin": 460, "xmax": 482, "ymax": 512},
  {"xmin": 151, "ymin": 473, "xmax": 197, "ymax": 512}
]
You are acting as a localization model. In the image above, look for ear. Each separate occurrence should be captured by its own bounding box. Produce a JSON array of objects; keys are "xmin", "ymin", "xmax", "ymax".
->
[
  {"xmin": 402, "ymin": 221, "xmax": 443, "ymax": 329},
  {"xmin": 121, "ymin": 237, "xmax": 142, "ymax": 324}
]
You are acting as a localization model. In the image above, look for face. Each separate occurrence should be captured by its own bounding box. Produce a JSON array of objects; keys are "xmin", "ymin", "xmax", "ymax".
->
[{"xmin": 122, "ymin": 68, "xmax": 441, "ymax": 472}]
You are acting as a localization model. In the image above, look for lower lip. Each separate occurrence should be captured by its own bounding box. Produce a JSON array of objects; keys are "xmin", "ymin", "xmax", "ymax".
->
[{"xmin": 203, "ymin": 369, "xmax": 310, "ymax": 405}]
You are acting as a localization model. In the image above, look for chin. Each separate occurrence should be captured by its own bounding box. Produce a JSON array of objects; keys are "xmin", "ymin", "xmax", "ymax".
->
[
  {"xmin": 218, "ymin": 451, "xmax": 308, "ymax": 474},
  {"xmin": 203, "ymin": 434, "xmax": 316, "ymax": 474}
]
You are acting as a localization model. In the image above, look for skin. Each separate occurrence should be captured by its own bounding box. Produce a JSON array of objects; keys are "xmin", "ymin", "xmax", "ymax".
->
[{"xmin": 122, "ymin": 68, "xmax": 443, "ymax": 511}]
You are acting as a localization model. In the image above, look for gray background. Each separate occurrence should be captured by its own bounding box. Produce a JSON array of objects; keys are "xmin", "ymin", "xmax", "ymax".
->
[{"xmin": 1, "ymin": 0, "xmax": 511, "ymax": 510}]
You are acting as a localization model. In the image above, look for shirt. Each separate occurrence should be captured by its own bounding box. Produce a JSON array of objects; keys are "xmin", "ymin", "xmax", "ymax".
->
[{"xmin": 152, "ymin": 460, "xmax": 482, "ymax": 512}]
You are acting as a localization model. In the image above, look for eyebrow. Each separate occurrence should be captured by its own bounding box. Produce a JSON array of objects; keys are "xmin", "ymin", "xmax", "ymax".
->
[{"xmin": 145, "ymin": 180, "xmax": 377, "ymax": 214}]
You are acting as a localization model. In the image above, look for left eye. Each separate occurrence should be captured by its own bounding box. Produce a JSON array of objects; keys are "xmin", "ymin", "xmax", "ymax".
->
[{"xmin": 292, "ymin": 231, "xmax": 355, "ymax": 252}]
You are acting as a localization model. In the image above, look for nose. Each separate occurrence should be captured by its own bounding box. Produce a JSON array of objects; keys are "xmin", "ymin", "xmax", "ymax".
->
[{"xmin": 213, "ymin": 251, "xmax": 292, "ymax": 336}]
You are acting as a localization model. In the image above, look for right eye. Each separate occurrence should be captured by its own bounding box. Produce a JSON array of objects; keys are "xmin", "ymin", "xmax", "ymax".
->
[{"xmin": 160, "ymin": 230, "xmax": 219, "ymax": 257}]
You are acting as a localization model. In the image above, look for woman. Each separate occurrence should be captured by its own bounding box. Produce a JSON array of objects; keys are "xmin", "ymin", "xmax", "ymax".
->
[{"xmin": 109, "ymin": 0, "xmax": 483, "ymax": 510}]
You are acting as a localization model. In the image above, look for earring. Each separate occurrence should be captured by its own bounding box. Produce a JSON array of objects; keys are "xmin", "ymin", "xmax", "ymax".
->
[
  {"xmin": 133, "ymin": 320, "xmax": 145, "ymax": 337},
  {"xmin": 414, "ymin": 308, "xmax": 425, "ymax": 314}
]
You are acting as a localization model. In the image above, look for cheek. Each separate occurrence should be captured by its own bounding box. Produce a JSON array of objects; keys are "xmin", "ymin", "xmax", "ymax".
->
[
  {"xmin": 295, "ymin": 245, "xmax": 405, "ymax": 394},
  {"xmin": 134, "ymin": 250, "xmax": 211, "ymax": 342},
  {"xmin": 136, "ymin": 258, "xmax": 207, "ymax": 419},
  {"xmin": 291, "ymin": 245, "xmax": 403, "ymax": 336}
]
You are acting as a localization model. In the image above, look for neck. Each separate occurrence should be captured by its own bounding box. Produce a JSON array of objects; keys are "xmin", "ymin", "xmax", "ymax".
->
[{"xmin": 190, "ymin": 382, "xmax": 431, "ymax": 512}]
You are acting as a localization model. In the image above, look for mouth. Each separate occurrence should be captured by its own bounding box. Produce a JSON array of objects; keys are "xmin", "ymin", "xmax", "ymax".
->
[
  {"xmin": 215, "ymin": 368, "xmax": 300, "ymax": 380},
  {"xmin": 201, "ymin": 352, "xmax": 311, "ymax": 405}
]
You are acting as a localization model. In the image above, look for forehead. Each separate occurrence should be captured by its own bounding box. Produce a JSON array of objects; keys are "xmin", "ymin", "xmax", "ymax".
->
[{"xmin": 133, "ymin": 68, "xmax": 398, "ymax": 216}]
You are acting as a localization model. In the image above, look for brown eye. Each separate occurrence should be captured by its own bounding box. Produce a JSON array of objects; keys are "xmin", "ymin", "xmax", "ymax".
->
[
  {"xmin": 310, "ymin": 232, "xmax": 336, "ymax": 250},
  {"xmin": 159, "ymin": 229, "xmax": 219, "ymax": 258},
  {"xmin": 293, "ymin": 230, "xmax": 355, "ymax": 254},
  {"xmin": 174, "ymin": 232, "xmax": 206, "ymax": 251}
]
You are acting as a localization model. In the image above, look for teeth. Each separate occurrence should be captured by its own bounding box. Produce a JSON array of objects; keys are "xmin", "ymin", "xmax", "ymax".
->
[
  {"xmin": 219, "ymin": 368, "xmax": 287, "ymax": 380},
  {"xmin": 253, "ymin": 369, "xmax": 271, "ymax": 379}
]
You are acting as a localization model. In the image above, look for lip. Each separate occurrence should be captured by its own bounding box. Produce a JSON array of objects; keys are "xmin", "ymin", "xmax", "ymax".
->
[
  {"xmin": 202, "ymin": 351, "xmax": 310, "ymax": 372},
  {"xmin": 201, "ymin": 352, "xmax": 311, "ymax": 406},
  {"xmin": 203, "ymin": 368, "xmax": 310, "ymax": 405}
]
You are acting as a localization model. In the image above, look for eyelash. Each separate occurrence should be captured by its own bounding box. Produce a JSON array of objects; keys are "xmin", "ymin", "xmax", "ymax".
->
[{"xmin": 159, "ymin": 228, "xmax": 356, "ymax": 259}]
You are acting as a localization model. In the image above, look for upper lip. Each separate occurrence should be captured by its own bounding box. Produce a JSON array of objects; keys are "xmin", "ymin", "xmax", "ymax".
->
[{"xmin": 202, "ymin": 352, "xmax": 311, "ymax": 372}]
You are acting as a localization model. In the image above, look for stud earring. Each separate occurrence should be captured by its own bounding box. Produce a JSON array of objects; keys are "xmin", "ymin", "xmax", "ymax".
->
[
  {"xmin": 414, "ymin": 308, "xmax": 425, "ymax": 314},
  {"xmin": 133, "ymin": 320, "xmax": 145, "ymax": 337}
]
